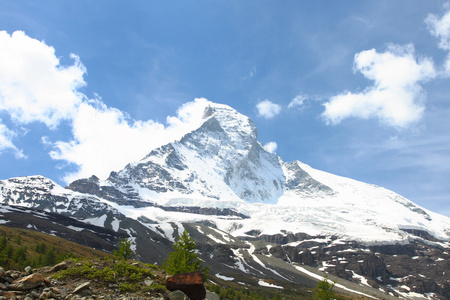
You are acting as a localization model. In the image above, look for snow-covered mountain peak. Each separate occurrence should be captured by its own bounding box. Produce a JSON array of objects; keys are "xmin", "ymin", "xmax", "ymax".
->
[{"xmin": 100, "ymin": 101, "xmax": 284, "ymax": 204}]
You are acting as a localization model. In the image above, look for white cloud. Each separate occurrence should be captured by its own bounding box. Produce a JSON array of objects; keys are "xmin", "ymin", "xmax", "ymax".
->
[
  {"xmin": 426, "ymin": 6, "xmax": 450, "ymax": 75},
  {"xmin": 288, "ymin": 94, "xmax": 307, "ymax": 109},
  {"xmin": 0, "ymin": 121, "xmax": 25, "ymax": 159},
  {"xmin": 322, "ymin": 44, "xmax": 436, "ymax": 128},
  {"xmin": 426, "ymin": 6, "xmax": 450, "ymax": 50},
  {"xmin": 263, "ymin": 141, "xmax": 277, "ymax": 153},
  {"xmin": 0, "ymin": 31, "xmax": 85, "ymax": 128},
  {"xmin": 256, "ymin": 100, "xmax": 282, "ymax": 119},
  {"xmin": 51, "ymin": 98, "xmax": 212, "ymax": 182},
  {"xmin": 0, "ymin": 30, "xmax": 85, "ymax": 159}
]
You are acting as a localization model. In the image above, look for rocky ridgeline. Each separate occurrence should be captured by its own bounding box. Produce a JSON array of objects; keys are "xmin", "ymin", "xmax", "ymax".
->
[{"xmin": 0, "ymin": 261, "xmax": 219, "ymax": 300}]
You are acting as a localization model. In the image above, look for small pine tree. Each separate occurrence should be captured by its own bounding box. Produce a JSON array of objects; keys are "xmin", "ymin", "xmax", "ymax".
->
[
  {"xmin": 163, "ymin": 228, "xmax": 209, "ymax": 276},
  {"xmin": 0, "ymin": 236, "xmax": 7, "ymax": 251},
  {"xmin": 271, "ymin": 292, "xmax": 282, "ymax": 300},
  {"xmin": 35, "ymin": 242, "xmax": 47, "ymax": 254},
  {"xmin": 313, "ymin": 275, "xmax": 336, "ymax": 300},
  {"xmin": 44, "ymin": 246, "xmax": 56, "ymax": 266},
  {"xmin": 4, "ymin": 244, "xmax": 13, "ymax": 258},
  {"xmin": 114, "ymin": 238, "xmax": 135, "ymax": 260},
  {"xmin": 12, "ymin": 246, "xmax": 27, "ymax": 263}
]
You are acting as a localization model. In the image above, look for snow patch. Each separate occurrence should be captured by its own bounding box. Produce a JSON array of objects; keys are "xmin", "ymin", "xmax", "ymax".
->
[
  {"xmin": 351, "ymin": 271, "xmax": 371, "ymax": 287},
  {"xmin": 215, "ymin": 273, "xmax": 234, "ymax": 281},
  {"xmin": 258, "ymin": 280, "xmax": 283, "ymax": 289},
  {"xmin": 111, "ymin": 218, "xmax": 121, "ymax": 232},
  {"xmin": 66, "ymin": 225, "xmax": 84, "ymax": 232}
]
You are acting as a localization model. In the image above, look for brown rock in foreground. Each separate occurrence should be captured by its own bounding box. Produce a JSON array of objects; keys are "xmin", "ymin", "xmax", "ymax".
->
[
  {"xmin": 166, "ymin": 271, "xmax": 206, "ymax": 300},
  {"xmin": 8, "ymin": 273, "xmax": 44, "ymax": 291}
]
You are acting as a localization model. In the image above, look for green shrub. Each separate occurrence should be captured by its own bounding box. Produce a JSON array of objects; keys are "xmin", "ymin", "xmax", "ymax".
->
[
  {"xmin": 143, "ymin": 282, "xmax": 167, "ymax": 293},
  {"xmin": 119, "ymin": 283, "xmax": 140, "ymax": 293},
  {"xmin": 113, "ymin": 261, "xmax": 153, "ymax": 281},
  {"xmin": 53, "ymin": 260, "xmax": 154, "ymax": 285}
]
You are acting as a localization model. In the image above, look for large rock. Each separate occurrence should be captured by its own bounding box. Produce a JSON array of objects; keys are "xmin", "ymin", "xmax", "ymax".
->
[
  {"xmin": 166, "ymin": 271, "xmax": 206, "ymax": 300},
  {"xmin": 49, "ymin": 261, "xmax": 69, "ymax": 273},
  {"xmin": 73, "ymin": 281, "xmax": 90, "ymax": 294},
  {"xmin": 205, "ymin": 291, "xmax": 220, "ymax": 300},
  {"xmin": 167, "ymin": 290, "xmax": 190, "ymax": 300},
  {"xmin": 8, "ymin": 273, "xmax": 44, "ymax": 291},
  {"xmin": 2, "ymin": 291, "xmax": 20, "ymax": 299}
]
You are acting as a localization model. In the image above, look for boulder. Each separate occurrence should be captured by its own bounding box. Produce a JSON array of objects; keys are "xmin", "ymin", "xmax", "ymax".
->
[
  {"xmin": 49, "ymin": 261, "xmax": 69, "ymax": 273},
  {"xmin": 8, "ymin": 273, "xmax": 44, "ymax": 291},
  {"xmin": 2, "ymin": 291, "xmax": 21, "ymax": 299},
  {"xmin": 167, "ymin": 290, "xmax": 190, "ymax": 300},
  {"xmin": 205, "ymin": 291, "xmax": 220, "ymax": 300},
  {"xmin": 166, "ymin": 271, "xmax": 206, "ymax": 300},
  {"xmin": 73, "ymin": 281, "xmax": 91, "ymax": 294}
]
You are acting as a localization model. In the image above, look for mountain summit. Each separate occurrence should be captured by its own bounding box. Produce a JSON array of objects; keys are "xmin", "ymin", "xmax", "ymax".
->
[{"xmin": 105, "ymin": 102, "xmax": 285, "ymax": 204}]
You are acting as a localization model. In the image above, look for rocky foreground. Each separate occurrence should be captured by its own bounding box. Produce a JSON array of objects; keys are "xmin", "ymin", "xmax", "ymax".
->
[{"xmin": 0, "ymin": 260, "xmax": 219, "ymax": 300}]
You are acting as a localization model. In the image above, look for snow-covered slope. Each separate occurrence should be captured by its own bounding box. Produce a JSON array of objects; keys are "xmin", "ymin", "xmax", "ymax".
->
[
  {"xmin": 277, "ymin": 161, "xmax": 450, "ymax": 243},
  {"xmin": 0, "ymin": 175, "xmax": 120, "ymax": 218}
]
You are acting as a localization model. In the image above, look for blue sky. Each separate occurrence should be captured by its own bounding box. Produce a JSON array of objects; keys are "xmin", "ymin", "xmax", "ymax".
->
[{"xmin": 1, "ymin": 1, "xmax": 450, "ymax": 217}]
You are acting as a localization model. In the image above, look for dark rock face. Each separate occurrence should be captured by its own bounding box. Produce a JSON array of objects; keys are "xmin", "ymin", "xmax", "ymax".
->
[
  {"xmin": 400, "ymin": 228, "xmax": 440, "ymax": 242},
  {"xmin": 69, "ymin": 178, "xmax": 248, "ymax": 218},
  {"xmin": 166, "ymin": 271, "xmax": 206, "ymax": 300},
  {"xmin": 245, "ymin": 232, "xmax": 450, "ymax": 299},
  {"xmin": 68, "ymin": 175, "xmax": 147, "ymax": 205},
  {"xmin": 161, "ymin": 206, "xmax": 249, "ymax": 219},
  {"xmin": 246, "ymin": 232, "xmax": 314, "ymax": 244},
  {"xmin": 0, "ymin": 204, "xmax": 123, "ymax": 252},
  {"xmin": 283, "ymin": 161, "xmax": 335, "ymax": 196}
]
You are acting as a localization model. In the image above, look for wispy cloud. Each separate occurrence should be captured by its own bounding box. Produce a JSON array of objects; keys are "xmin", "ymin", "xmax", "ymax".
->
[
  {"xmin": 0, "ymin": 121, "xmax": 25, "ymax": 159},
  {"xmin": 426, "ymin": 5, "xmax": 450, "ymax": 76},
  {"xmin": 256, "ymin": 100, "xmax": 282, "ymax": 119},
  {"xmin": 242, "ymin": 65, "xmax": 256, "ymax": 80},
  {"xmin": 288, "ymin": 94, "xmax": 308, "ymax": 109},
  {"xmin": 322, "ymin": 44, "xmax": 435, "ymax": 128}
]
